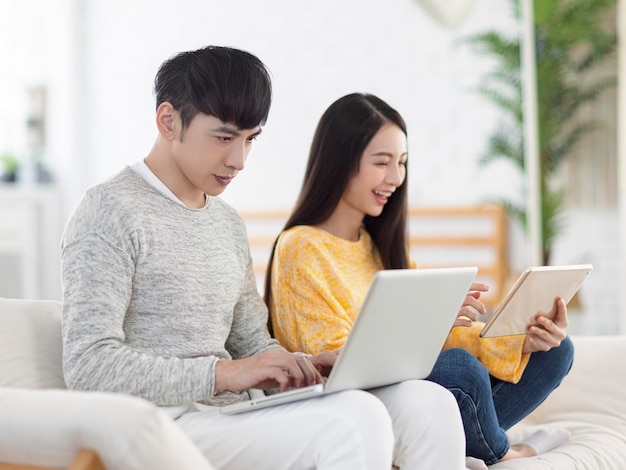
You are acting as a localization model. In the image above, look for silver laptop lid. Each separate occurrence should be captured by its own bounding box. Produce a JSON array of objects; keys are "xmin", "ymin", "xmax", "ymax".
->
[{"xmin": 325, "ymin": 267, "xmax": 478, "ymax": 392}]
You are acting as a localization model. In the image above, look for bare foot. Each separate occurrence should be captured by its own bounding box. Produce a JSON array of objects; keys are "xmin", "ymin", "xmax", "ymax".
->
[
  {"xmin": 500, "ymin": 428, "xmax": 571, "ymax": 462},
  {"xmin": 499, "ymin": 443, "xmax": 537, "ymax": 461}
]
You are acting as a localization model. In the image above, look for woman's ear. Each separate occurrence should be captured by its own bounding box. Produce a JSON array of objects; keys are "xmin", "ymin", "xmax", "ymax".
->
[{"xmin": 155, "ymin": 102, "xmax": 179, "ymax": 141}]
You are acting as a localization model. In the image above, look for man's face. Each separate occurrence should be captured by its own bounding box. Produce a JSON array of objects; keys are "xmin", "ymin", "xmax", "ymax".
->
[{"xmin": 171, "ymin": 113, "xmax": 261, "ymax": 197}]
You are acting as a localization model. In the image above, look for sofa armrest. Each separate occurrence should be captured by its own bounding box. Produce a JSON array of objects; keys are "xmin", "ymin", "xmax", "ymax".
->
[
  {"xmin": 0, "ymin": 388, "xmax": 214, "ymax": 470},
  {"xmin": 68, "ymin": 449, "xmax": 105, "ymax": 470},
  {"xmin": 0, "ymin": 449, "xmax": 104, "ymax": 470}
]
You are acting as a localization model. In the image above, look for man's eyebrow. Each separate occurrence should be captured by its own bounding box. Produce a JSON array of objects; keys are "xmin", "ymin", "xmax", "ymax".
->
[
  {"xmin": 213, "ymin": 125, "xmax": 262, "ymax": 138},
  {"xmin": 213, "ymin": 125, "xmax": 242, "ymax": 136}
]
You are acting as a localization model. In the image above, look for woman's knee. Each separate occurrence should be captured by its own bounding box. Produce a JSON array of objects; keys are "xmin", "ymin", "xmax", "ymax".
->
[
  {"xmin": 531, "ymin": 335, "xmax": 575, "ymax": 378},
  {"xmin": 428, "ymin": 348, "xmax": 489, "ymax": 388},
  {"xmin": 556, "ymin": 335, "xmax": 575, "ymax": 372}
]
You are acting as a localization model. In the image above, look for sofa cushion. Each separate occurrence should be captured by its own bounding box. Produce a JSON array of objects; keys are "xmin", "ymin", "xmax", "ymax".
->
[
  {"xmin": 523, "ymin": 335, "xmax": 626, "ymax": 425},
  {"xmin": 0, "ymin": 297, "xmax": 65, "ymax": 389},
  {"xmin": 491, "ymin": 335, "xmax": 626, "ymax": 469}
]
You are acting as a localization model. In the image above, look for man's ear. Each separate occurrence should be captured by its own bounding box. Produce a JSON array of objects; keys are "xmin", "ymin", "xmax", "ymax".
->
[{"xmin": 155, "ymin": 102, "xmax": 179, "ymax": 141}]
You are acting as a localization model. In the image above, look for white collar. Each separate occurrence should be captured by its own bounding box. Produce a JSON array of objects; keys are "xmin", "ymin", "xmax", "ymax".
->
[{"xmin": 130, "ymin": 160, "xmax": 207, "ymax": 208}]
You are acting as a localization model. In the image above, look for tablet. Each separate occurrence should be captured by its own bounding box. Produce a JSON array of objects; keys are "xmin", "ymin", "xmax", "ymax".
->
[{"xmin": 479, "ymin": 264, "xmax": 593, "ymax": 338}]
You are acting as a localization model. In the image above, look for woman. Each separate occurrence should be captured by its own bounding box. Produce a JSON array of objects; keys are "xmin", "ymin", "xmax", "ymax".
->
[{"xmin": 265, "ymin": 93, "xmax": 574, "ymax": 467}]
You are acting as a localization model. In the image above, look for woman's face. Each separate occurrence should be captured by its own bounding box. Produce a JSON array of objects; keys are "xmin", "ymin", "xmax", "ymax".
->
[{"xmin": 341, "ymin": 123, "xmax": 407, "ymax": 219}]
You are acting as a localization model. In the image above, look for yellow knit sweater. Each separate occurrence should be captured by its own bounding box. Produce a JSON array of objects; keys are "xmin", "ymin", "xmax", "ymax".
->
[{"xmin": 270, "ymin": 225, "xmax": 530, "ymax": 383}]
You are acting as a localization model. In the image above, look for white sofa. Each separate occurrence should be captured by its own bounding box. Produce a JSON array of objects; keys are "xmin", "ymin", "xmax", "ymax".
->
[
  {"xmin": 0, "ymin": 298, "xmax": 214, "ymax": 470},
  {"xmin": 491, "ymin": 334, "xmax": 626, "ymax": 469},
  {"xmin": 1, "ymin": 297, "xmax": 625, "ymax": 469}
]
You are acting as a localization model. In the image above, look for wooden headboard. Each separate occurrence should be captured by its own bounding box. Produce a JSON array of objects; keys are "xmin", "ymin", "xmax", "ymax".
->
[
  {"xmin": 405, "ymin": 205, "xmax": 509, "ymax": 309},
  {"xmin": 240, "ymin": 204, "xmax": 509, "ymax": 310}
]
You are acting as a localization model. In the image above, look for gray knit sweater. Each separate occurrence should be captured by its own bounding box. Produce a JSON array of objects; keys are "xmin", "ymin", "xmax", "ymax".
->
[{"xmin": 61, "ymin": 167, "xmax": 280, "ymax": 406}]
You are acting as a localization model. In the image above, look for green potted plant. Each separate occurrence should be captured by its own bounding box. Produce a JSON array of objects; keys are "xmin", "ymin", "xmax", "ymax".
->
[
  {"xmin": 464, "ymin": 0, "xmax": 617, "ymax": 264},
  {"xmin": 0, "ymin": 153, "xmax": 19, "ymax": 182}
]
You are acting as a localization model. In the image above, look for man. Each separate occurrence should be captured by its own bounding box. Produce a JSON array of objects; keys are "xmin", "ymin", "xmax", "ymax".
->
[{"xmin": 60, "ymin": 45, "xmax": 396, "ymax": 470}]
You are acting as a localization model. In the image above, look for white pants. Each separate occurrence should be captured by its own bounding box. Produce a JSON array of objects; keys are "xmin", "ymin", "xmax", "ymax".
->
[
  {"xmin": 176, "ymin": 381, "xmax": 465, "ymax": 470},
  {"xmin": 370, "ymin": 380, "xmax": 466, "ymax": 469}
]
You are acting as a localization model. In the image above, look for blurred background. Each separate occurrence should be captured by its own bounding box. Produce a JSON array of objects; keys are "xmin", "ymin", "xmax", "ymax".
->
[{"xmin": 0, "ymin": 0, "xmax": 623, "ymax": 335}]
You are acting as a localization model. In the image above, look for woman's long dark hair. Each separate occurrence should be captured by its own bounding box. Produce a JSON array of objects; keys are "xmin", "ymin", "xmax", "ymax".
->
[{"xmin": 264, "ymin": 93, "xmax": 410, "ymax": 335}]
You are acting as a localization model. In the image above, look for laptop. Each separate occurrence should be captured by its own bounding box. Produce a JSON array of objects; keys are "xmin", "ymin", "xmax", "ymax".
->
[{"xmin": 220, "ymin": 266, "xmax": 478, "ymax": 415}]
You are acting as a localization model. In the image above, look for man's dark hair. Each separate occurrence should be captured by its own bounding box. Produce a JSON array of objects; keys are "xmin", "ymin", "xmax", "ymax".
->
[{"xmin": 154, "ymin": 45, "xmax": 272, "ymax": 133}]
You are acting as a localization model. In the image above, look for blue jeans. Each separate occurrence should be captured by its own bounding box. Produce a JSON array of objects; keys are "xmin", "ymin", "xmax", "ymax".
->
[{"xmin": 426, "ymin": 337, "xmax": 574, "ymax": 464}]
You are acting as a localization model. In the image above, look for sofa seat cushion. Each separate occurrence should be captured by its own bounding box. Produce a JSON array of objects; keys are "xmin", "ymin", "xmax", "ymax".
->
[
  {"xmin": 492, "ymin": 420, "xmax": 626, "ymax": 469},
  {"xmin": 0, "ymin": 297, "xmax": 65, "ymax": 389}
]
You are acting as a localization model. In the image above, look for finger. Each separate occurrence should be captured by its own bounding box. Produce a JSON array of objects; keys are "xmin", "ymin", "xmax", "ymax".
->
[
  {"xmin": 463, "ymin": 295, "xmax": 486, "ymax": 315},
  {"xmin": 527, "ymin": 323, "xmax": 563, "ymax": 349},
  {"xmin": 311, "ymin": 351, "xmax": 338, "ymax": 375},
  {"xmin": 293, "ymin": 355, "xmax": 322, "ymax": 387},
  {"xmin": 524, "ymin": 334, "xmax": 548, "ymax": 353},
  {"xmin": 551, "ymin": 297, "xmax": 568, "ymax": 328},
  {"xmin": 453, "ymin": 316, "xmax": 474, "ymax": 328},
  {"xmin": 524, "ymin": 328, "xmax": 556, "ymax": 352},
  {"xmin": 526, "ymin": 329, "xmax": 551, "ymax": 351},
  {"xmin": 469, "ymin": 282, "xmax": 490, "ymax": 293},
  {"xmin": 534, "ymin": 315, "xmax": 567, "ymax": 341},
  {"xmin": 526, "ymin": 333, "xmax": 553, "ymax": 352},
  {"xmin": 306, "ymin": 357, "xmax": 325, "ymax": 384},
  {"xmin": 282, "ymin": 359, "xmax": 307, "ymax": 389},
  {"xmin": 457, "ymin": 307, "xmax": 477, "ymax": 322},
  {"xmin": 267, "ymin": 367, "xmax": 292, "ymax": 392},
  {"xmin": 265, "ymin": 351, "xmax": 305, "ymax": 389},
  {"xmin": 298, "ymin": 355, "xmax": 321, "ymax": 386},
  {"xmin": 535, "ymin": 314, "xmax": 565, "ymax": 335}
]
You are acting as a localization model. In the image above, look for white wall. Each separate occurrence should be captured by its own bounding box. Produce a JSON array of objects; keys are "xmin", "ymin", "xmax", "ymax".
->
[
  {"xmin": 0, "ymin": 0, "xmax": 520, "ymax": 215},
  {"xmin": 63, "ymin": 0, "xmax": 518, "ymax": 215},
  {"xmin": 551, "ymin": 210, "xmax": 620, "ymax": 335}
]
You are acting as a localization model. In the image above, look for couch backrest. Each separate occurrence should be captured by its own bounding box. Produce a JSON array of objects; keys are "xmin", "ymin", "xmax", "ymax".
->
[{"xmin": 0, "ymin": 298, "xmax": 66, "ymax": 389}]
